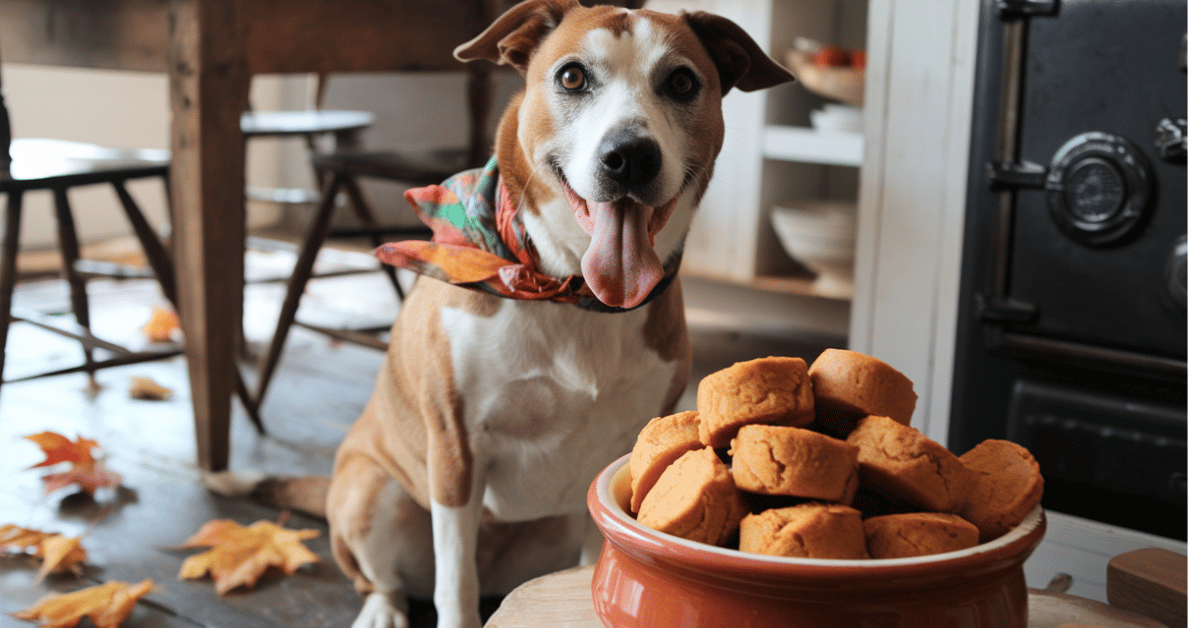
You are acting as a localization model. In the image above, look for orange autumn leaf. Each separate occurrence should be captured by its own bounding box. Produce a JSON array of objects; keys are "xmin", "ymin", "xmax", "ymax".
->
[
  {"xmin": 1, "ymin": 525, "xmax": 90, "ymax": 579},
  {"xmin": 25, "ymin": 432, "xmax": 123, "ymax": 496},
  {"xmin": 175, "ymin": 519, "xmax": 320, "ymax": 594},
  {"xmin": 141, "ymin": 306, "xmax": 180, "ymax": 343},
  {"xmin": 41, "ymin": 465, "xmax": 123, "ymax": 496},
  {"xmin": 12, "ymin": 579, "xmax": 153, "ymax": 628},
  {"xmin": 25, "ymin": 433, "xmax": 99, "ymax": 469}
]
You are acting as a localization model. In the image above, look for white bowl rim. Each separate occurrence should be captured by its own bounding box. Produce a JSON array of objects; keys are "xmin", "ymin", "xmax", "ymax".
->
[{"xmin": 596, "ymin": 454, "xmax": 1045, "ymax": 569}]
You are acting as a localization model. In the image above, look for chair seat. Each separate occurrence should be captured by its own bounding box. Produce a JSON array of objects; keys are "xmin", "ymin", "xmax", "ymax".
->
[
  {"xmin": 312, "ymin": 147, "xmax": 471, "ymax": 184},
  {"xmin": 3, "ymin": 138, "xmax": 170, "ymax": 190},
  {"xmin": 240, "ymin": 110, "xmax": 375, "ymax": 138}
]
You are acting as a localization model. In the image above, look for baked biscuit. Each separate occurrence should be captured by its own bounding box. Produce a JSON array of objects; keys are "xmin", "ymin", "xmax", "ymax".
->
[
  {"xmin": 808, "ymin": 349, "xmax": 917, "ymax": 436},
  {"xmin": 730, "ymin": 425, "xmax": 858, "ymax": 503},
  {"xmin": 863, "ymin": 512, "xmax": 979, "ymax": 558},
  {"xmin": 957, "ymin": 439, "xmax": 1044, "ymax": 541},
  {"xmin": 636, "ymin": 447, "xmax": 748, "ymax": 547},
  {"xmin": 847, "ymin": 415, "xmax": 971, "ymax": 513},
  {"xmin": 697, "ymin": 357, "xmax": 815, "ymax": 448},
  {"xmin": 629, "ymin": 410, "xmax": 703, "ymax": 513},
  {"xmin": 739, "ymin": 503, "xmax": 869, "ymax": 559}
]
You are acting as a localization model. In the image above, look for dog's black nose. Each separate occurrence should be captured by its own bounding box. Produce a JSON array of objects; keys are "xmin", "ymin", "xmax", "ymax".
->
[{"xmin": 598, "ymin": 133, "xmax": 662, "ymax": 189}]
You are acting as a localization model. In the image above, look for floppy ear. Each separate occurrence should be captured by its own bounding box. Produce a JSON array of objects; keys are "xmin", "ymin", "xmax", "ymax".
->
[
  {"xmin": 683, "ymin": 11, "xmax": 795, "ymax": 95},
  {"xmin": 454, "ymin": 0, "xmax": 578, "ymax": 74}
]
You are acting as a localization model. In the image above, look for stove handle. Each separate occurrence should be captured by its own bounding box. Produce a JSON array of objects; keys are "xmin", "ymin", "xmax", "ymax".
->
[{"xmin": 989, "ymin": 132, "xmax": 1154, "ymax": 247}]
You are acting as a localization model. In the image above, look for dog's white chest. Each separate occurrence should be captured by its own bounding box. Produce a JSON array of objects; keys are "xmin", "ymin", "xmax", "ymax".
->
[{"xmin": 440, "ymin": 299, "xmax": 677, "ymax": 521}]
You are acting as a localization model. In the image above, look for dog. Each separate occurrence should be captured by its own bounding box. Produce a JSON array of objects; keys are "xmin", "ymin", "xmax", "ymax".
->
[{"xmin": 256, "ymin": 2, "xmax": 790, "ymax": 627}]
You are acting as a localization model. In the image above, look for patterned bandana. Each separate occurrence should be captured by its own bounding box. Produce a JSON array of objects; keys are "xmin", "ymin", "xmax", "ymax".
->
[{"xmin": 375, "ymin": 157, "xmax": 682, "ymax": 313}]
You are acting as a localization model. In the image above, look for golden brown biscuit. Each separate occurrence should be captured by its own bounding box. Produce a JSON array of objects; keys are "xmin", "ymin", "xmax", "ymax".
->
[
  {"xmin": 739, "ymin": 503, "xmax": 869, "ymax": 559},
  {"xmin": 847, "ymin": 416, "xmax": 971, "ymax": 513},
  {"xmin": 697, "ymin": 357, "xmax": 815, "ymax": 448},
  {"xmin": 636, "ymin": 447, "xmax": 748, "ymax": 547},
  {"xmin": 730, "ymin": 425, "xmax": 858, "ymax": 503},
  {"xmin": 808, "ymin": 349, "xmax": 918, "ymax": 436},
  {"xmin": 863, "ymin": 512, "xmax": 979, "ymax": 558},
  {"xmin": 957, "ymin": 439, "xmax": 1044, "ymax": 541},
  {"xmin": 629, "ymin": 410, "xmax": 703, "ymax": 513}
]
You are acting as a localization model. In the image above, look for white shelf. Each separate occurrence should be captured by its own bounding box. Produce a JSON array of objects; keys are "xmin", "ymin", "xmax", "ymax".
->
[{"xmin": 761, "ymin": 125, "xmax": 865, "ymax": 167}]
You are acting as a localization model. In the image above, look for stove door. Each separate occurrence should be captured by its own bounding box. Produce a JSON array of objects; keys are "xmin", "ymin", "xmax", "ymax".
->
[{"xmin": 1001, "ymin": 0, "xmax": 1187, "ymax": 365}]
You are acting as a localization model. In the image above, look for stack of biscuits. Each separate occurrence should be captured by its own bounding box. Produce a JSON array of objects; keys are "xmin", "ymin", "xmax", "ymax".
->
[{"xmin": 628, "ymin": 350, "xmax": 1043, "ymax": 560}]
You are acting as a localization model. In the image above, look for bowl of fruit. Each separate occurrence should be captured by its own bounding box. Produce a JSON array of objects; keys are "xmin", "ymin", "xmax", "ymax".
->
[{"xmin": 786, "ymin": 38, "xmax": 866, "ymax": 106}]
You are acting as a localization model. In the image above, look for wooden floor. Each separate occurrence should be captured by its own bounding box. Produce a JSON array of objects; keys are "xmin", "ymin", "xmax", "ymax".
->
[{"xmin": 0, "ymin": 245, "xmax": 836, "ymax": 627}]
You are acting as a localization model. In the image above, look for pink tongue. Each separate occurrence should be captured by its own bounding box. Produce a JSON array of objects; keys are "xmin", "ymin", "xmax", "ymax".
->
[{"xmin": 581, "ymin": 198, "xmax": 663, "ymax": 309}]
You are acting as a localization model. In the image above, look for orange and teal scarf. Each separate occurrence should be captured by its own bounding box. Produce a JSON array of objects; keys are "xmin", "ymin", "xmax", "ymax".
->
[{"xmin": 375, "ymin": 157, "xmax": 681, "ymax": 312}]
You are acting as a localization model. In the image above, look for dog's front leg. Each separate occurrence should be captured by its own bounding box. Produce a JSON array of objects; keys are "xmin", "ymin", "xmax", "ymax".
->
[{"xmin": 430, "ymin": 468, "xmax": 485, "ymax": 628}]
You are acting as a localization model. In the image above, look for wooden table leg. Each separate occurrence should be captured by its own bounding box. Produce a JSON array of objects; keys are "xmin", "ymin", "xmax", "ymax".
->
[{"xmin": 168, "ymin": 0, "xmax": 249, "ymax": 471}]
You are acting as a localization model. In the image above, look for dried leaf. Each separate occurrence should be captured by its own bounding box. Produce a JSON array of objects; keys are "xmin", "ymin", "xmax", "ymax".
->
[
  {"xmin": 40, "ymin": 466, "xmax": 123, "ymax": 496},
  {"xmin": 1, "ymin": 524, "xmax": 55, "ymax": 551},
  {"xmin": 25, "ymin": 432, "xmax": 123, "ymax": 496},
  {"xmin": 1, "ymin": 525, "xmax": 89, "ymax": 578},
  {"xmin": 35, "ymin": 535, "xmax": 88, "ymax": 580},
  {"xmin": 141, "ymin": 306, "xmax": 180, "ymax": 343},
  {"xmin": 128, "ymin": 376, "xmax": 173, "ymax": 401},
  {"xmin": 12, "ymin": 579, "xmax": 152, "ymax": 628},
  {"xmin": 175, "ymin": 519, "xmax": 320, "ymax": 594},
  {"xmin": 25, "ymin": 433, "xmax": 99, "ymax": 469}
]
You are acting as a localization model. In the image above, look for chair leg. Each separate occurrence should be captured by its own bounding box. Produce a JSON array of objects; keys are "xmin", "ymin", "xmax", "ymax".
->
[
  {"xmin": 340, "ymin": 174, "xmax": 406, "ymax": 300},
  {"xmin": 115, "ymin": 177, "xmax": 266, "ymax": 434},
  {"xmin": 50, "ymin": 186, "xmax": 97, "ymax": 383},
  {"xmin": 0, "ymin": 191, "xmax": 25, "ymax": 387},
  {"xmin": 112, "ymin": 179, "xmax": 176, "ymax": 303},
  {"xmin": 252, "ymin": 172, "xmax": 344, "ymax": 406}
]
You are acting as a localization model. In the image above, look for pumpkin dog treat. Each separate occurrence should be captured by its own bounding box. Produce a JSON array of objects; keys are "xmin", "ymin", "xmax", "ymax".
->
[
  {"xmin": 629, "ymin": 410, "xmax": 703, "ymax": 513},
  {"xmin": 730, "ymin": 425, "xmax": 858, "ymax": 503},
  {"xmin": 740, "ymin": 503, "xmax": 869, "ymax": 559},
  {"xmin": 957, "ymin": 439, "xmax": 1044, "ymax": 541},
  {"xmin": 636, "ymin": 447, "xmax": 748, "ymax": 546},
  {"xmin": 808, "ymin": 349, "xmax": 918, "ymax": 436},
  {"xmin": 847, "ymin": 415, "xmax": 971, "ymax": 513},
  {"xmin": 697, "ymin": 357, "xmax": 815, "ymax": 448},
  {"xmin": 863, "ymin": 513, "xmax": 979, "ymax": 559}
]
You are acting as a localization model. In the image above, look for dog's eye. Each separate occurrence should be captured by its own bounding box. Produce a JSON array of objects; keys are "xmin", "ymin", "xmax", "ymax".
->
[
  {"xmin": 666, "ymin": 68, "xmax": 699, "ymax": 99},
  {"xmin": 559, "ymin": 65, "xmax": 587, "ymax": 91}
]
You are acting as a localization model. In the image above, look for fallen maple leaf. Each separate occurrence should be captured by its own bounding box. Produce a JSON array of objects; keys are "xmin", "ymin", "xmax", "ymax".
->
[
  {"xmin": 128, "ymin": 376, "xmax": 172, "ymax": 401},
  {"xmin": 25, "ymin": 432, "xmax": 123, "ymax": 496},
  {"xmin": 25, "ymin": 433, "xmax": 99, "ymax": 470},
  {"xmin": 175, "ymin": 519, "xmax": 320, "ymax": 594},
  {"xmin": 12, "ymin": 579, "xmax": 152, "ymax": 628},
  {"xmin": 141, "ymin": 306, "xmax": 180, "ymax": 343},
  {"xmin": 0, "ymin": 525, "xmax": 90, "ymax": 579}
]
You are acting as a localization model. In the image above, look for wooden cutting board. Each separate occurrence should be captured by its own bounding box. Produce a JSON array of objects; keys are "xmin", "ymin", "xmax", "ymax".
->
[{"xmin": 484, "ymin": 565, "xmax": 1169, "ymax": 628}]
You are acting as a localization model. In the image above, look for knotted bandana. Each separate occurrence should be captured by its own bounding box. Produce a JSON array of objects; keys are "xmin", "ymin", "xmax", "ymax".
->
[{"xmin": 375, "ymin": 157, "xmax": 681, "ymax": 313}]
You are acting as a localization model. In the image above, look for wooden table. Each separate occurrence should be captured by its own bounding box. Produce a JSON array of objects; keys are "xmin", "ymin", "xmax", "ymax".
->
[
  {"xmin": 484, "ymin": 565, "xmax": 1171, "ymax": 628},
  {"xmin": 0, "ymin": 0, "xmax": 496, "ymax": 470}
]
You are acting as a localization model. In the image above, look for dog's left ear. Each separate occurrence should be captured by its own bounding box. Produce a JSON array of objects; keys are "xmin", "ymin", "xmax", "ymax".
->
[
  {"xmin": 683, "ymin": 11, "xmax": 794, "ymax": 95},
  {"xmin": 454, "ymin": 0, "xmax": 578, "ymax": 75}
]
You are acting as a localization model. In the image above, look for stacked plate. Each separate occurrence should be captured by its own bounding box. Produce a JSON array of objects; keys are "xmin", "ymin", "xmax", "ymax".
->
[{"xmin": 770, "ymin": 201, "xmax": 857, "ymax": 291}]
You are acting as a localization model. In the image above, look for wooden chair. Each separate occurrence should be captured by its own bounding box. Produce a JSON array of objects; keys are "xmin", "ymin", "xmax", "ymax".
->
[{"xmin": 0, "ymin": 52, "xmax": 268, "ymax": 432}]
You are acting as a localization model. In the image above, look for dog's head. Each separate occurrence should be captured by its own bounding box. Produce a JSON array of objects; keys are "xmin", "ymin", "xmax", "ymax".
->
[{"xmin": 456, "ymin": 0, "xmax": 792, "ymax": 309}]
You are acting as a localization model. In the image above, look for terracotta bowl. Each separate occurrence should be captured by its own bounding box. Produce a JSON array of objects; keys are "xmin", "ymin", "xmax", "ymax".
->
[{"xmin": 587, "ymin": 454, "xmax": 1046, "ymax": 628}]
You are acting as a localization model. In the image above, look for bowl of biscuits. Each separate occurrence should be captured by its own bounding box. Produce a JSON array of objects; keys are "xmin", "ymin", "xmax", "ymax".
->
[{"xmin": 587, "ymin": 349, "xmax": 1046, "ymax": 628}]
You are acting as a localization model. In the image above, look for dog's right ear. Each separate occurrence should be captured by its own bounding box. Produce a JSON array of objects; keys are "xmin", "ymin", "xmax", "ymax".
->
[{"xmin": 454, "ymin": 0, "xmax": 578, "ymax": 75}]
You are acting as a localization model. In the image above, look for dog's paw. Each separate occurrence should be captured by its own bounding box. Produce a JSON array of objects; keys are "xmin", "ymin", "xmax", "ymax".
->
[{"xmin": 352, "ymin": 592, "xmax": 409, "ymax": 628}]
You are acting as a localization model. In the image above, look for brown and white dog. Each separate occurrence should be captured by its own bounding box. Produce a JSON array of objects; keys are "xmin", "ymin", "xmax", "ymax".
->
[{"xmin": 308, "ymin": 2, "xmax": 788, "ymax": 627}]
